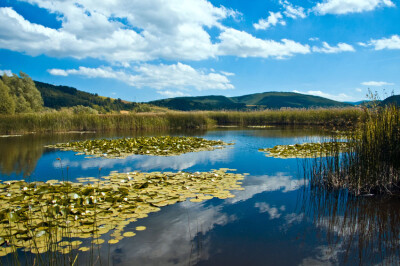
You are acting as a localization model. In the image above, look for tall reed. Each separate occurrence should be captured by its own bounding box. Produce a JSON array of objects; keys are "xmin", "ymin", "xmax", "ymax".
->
[
  {"xmin": 305, "ymin": 105, "xmax": 400, "ymax": 195},
  {"xmin": 0, "ymin": 108, "xmax": 363, "ymax": 134}
]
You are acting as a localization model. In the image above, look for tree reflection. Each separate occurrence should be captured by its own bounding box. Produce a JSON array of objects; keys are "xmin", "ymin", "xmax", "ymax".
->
[
  {"xmin": 0, "ymin": 129, "xmax": 207, "ymax": 178},
  {"xmin": 0, "ymin": 135, "xmax": 44, "ymax": 177}
]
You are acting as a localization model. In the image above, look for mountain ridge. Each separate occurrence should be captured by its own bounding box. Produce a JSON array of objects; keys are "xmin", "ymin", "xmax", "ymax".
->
[{"xmin": 149, "ymin": 91, "xmax": 352, "ymax": 111}]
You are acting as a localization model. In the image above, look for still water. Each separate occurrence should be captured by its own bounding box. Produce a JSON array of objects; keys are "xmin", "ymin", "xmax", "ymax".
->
[{"xmin": 0, "ymin": 127, "xmax": 399, "ymax": 265}]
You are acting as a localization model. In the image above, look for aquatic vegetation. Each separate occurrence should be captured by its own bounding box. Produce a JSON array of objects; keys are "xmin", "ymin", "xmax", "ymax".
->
[
  {"xmin": 0, "ymin": 169, "xmax": 244, "ymax": 256},
  {"xmin": 305, "ymin": 105, "xmax": 400, "ymax": 195},
  {"xmin": 46, "ymin": 136, "xmax": 230, "ymax": 158},
  {"xmin": 0, "ymin": 108, "xmax": 363, "ymax": 134},
  {"xmin": 259, "ymin": 142, "xmax": 352, "ymax": 159}
]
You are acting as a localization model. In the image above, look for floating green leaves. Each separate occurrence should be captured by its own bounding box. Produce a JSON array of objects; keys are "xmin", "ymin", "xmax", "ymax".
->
[
  {"xmin": 0, "ymin": 169, "xmax": 244, "ymax": 256},
  {"xmin": 46, "ymin": 136, "xmax": 231, "ymax": 158},
  {"xmin": 259, "ymin": 142, "xmax": 353, "ymax": 159}
]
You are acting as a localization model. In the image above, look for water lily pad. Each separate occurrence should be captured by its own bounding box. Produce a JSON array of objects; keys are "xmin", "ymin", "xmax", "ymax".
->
[
  {"xmin": 123, "ymin": 232, "xmax": 136, "ymax": 237},
  {"xmin": 259, "ymin": 142, "xmax": 353, "ymax": 159},
  {"xmin": 46, "ymin": 136, "xmax": 232, "ymax": 158},
  {"xmin": 0, "ymin": 168, "xmax": 244, "ymax": 256}
]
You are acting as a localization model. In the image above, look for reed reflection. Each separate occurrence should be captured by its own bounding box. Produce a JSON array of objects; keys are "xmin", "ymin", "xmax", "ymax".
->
[{"xmin": 302, "ymin": 186, "xmax": 400, "ymax": 265}]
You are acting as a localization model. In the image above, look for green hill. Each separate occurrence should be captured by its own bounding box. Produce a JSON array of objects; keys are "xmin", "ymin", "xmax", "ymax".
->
[
  {"xmin": 35, "ymin": 81, "xmax": 140, "ymax": 112},
  {"xmin": 149, "ymin": 91, "xmax": 352, "ymax": 111},
  {"xmin": 381, "ymin": 95, "xmax": 400, "ymax": 106},
  {"xmin": 149, "ymin": 95, "xmax": 246, "ymax": 111}
]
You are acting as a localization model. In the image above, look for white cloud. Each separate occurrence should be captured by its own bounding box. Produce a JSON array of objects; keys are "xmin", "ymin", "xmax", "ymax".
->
[
  {"xmin": 0, "ymin": 2, "xmax": 312, "ymax": 64},
  {"xmin": 309, "ymin": 37, "xmax": 320, "ymax": 42},
  {"xmin": 293, "ymin": 90, "xmax": 352, "ymax": 101},
  {"xmin": 312, "ymin": 42, "xmax": 355, "ymax": 53},
  {"xmin": 356, "ymin": 88, "xmax": 362, "ymax": 92},
  {"xmin": 361, "ymin": 81, "xmax": 395, "ymax": 86},
  {"xmin": 0, "ymin": 1, "xmax": 238, "ymax": 63},
  {"xmin": 363, "ymin": 35, "xmax": 400, "ymax": 50},
  {"xmin": 313, "ymin": 0, "xmax": 395, "ymax": 15},
  {"xmin": 216, "ymin": 28, "xmax": 310, "ymax": 59},
  {"xmin": 48, "ymin": 63, "xmax": 234, "ymax": 91},
  {"xmin": 47, "ymin": 69, "xmax": 68, "ymax": 76},
  {"xmin": 253, "ymin": 12, "xmax": 286, "ymax": 30},
  {"xmin": 0, "ymin": 69, "xmax": 12, "ymax": 76},
  {"xmin": 220, "ymin": 71, "xmax": 235, "ymax": 76},
  {"xmin": 280, "ymin": 0, "xmax": 307, "ymax": 19},
  {"xmin": 157, "ymin": 90, "xmax": 189, "ymax": 98}
]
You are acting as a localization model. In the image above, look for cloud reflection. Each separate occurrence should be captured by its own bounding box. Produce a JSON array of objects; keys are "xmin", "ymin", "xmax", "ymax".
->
[
  {"xmin": 54, "ymin": 147, "xmax": 232, "ymax": 172},
  {"xmin": 89, "ymin": 171, "xmax": 306, "ymax": 265}
]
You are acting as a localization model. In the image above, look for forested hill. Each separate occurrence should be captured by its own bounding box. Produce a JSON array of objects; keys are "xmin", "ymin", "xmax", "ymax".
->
[
  {"xmin": 149, "ymin": 92, "xmax": 352, "ymax": 111},
  {"xmin": 34, "ymin": 81, "xmax": 138, "ymax": 112},
  {"xmin": 147, "ymin": 95, "xmax": 246, "ymax": 111},
  {"xmin": 381, "ymin": 95, "xmax": 400, "ymax": 106}
]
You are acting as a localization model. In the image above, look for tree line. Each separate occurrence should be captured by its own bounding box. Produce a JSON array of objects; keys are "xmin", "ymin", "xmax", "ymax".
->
[{"xmin": 0, "ymin": 72, "xmax": 43, "ymax": 114}]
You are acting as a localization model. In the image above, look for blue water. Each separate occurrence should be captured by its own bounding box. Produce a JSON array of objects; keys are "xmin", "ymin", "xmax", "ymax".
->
[{"xmin": 0, "ymin": 128, "xmax": 398, "ymax": 265}]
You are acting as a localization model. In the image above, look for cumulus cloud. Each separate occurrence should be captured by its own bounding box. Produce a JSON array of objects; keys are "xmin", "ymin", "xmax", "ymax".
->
[
  {"xmin": 312, "ymin": 42, "xmax": 355, "ymax": 53},
  {"xmin": 0, "ymin": 69, "xmax": 12, "ymax": 76},
  {"xmin": 0, "ymin": 1, "xmax": 313, "ymax": 64},
  {"xmin": 280, "ymin": 0, "xmax": 307, "ymax": 19},
  {"xmin": 362, "ymin": 35, "xmax": 400, "ymax": 50},
  {"xmin": 313, "ymin": 0, "xmax": 395, "ymax": 15},
  {"xmin": 48, "ymin": 63, "xmax": 234, "ymax": 91},
  {"xmin": 293, "ymin": 90, "xmax": 353, "ymax": 101},
  {"xmin": 0, "ymin": 1, "xmax": 236, "ymax": 62},
  {"xmin": 253, "ymin": 12, "xmax": 286, "ymax": 30},
  {"xmin": 361, "ymin": 81, "xmax": 395, "ymax": 86},
  {"xmin": 216, "ymin": 28, "xmax": 310, "ymax": 59}
]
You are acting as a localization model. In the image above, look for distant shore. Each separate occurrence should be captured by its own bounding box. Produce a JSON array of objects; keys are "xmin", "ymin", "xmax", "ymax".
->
[{"xmin": 0, "ymin": 108, "xmax": 363, "ymax": 134}]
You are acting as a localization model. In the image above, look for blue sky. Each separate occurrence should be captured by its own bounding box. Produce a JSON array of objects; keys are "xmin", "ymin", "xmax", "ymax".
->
[{"xmin": 0, "ymin": 0, "xmax": 399, "ymax": 102}]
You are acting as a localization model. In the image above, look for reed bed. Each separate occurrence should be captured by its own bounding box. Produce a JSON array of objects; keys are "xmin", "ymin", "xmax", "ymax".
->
[
  {"xmin": 305, "ymin": 105, "xmax": 400, "ymax": 195},
  {"xmin": 0, "ymin": 108, "xmax": 363, "ymax": 134},
  {"xmin": 207, "ymin": 108, "xmax": 362, "ymax": 127}
]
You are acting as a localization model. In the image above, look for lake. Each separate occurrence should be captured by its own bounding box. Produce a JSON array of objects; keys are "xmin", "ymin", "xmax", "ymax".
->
[{"xmin": 1, "ymin": 127, "xmax": 399, "ymax": 265}]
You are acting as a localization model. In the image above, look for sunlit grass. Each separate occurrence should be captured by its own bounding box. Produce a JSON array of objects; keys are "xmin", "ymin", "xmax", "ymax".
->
[
  {"xmin": 0, "ymin": 108, "xmax": 363, "ymax": 134},
  {"xmin": 305, "ymin": 105, "xmax": 400, "ymax": 195}
]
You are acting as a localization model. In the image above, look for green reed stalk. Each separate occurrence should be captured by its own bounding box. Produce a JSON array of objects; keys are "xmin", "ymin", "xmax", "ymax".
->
[
  {"xmin": 305, "ymin": 105, "xmax": 400, "ymax": 195},
  {"xmin": 0, "ymin": 108, "xmax": 363, "ymax": 134}
]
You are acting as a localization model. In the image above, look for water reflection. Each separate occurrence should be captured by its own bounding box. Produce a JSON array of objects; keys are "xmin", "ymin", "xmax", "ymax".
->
[
  {"xmin": 0, "ymin": 135, "xmax": 45, "ymax": 177},
  {"xmin": 0, "ymin": 130, "xmax": 208, "ymax": 179},
  {"xmin": 301, "ymin": 187, "xmax": 400, "ymax": 265},
  {"xmin": 74, "ymin": 172, "xmax": 307, "ymax": 266},
  {"xmin": 2, "ymin": 127, "xmax": 398, "ymax": 265},
  {"xmin": 55, "ymin": 147, "xmax": 233, "ymax": 172}
]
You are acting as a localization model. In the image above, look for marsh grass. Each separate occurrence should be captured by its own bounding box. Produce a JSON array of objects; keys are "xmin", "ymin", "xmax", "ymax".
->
[
  {"xmin": 0, "ymin": 108, "xmax": 363, "ymax": 134},
  {"xmin": 304, "ymin": 105, "xmax": 400, "ymax": 195}
]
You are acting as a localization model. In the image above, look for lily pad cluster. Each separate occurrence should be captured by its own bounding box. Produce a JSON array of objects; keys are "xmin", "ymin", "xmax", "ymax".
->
[
  {"xmin": 259, "ymin": 142, "xmax": 353, "ymax": 159},
  {"xmin": 0, "ymin": 169, "xmax": 244, "ymax": 256},
  {"xmin": 46, "ymin": 136, "xmax": 230, "ymax": 158}
]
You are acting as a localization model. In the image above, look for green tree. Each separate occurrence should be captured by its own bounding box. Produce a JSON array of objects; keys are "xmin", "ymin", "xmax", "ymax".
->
[
  {"xmin": 0, "ymin": 79, "xmax": 15, "ymax": 114},
  {"xmin": 2, "ymin": 72, "xmax": 44, "ymax": 113},
  {"xmin": 20, "ymin": 72, "xmax": 43, "ymax": 111}
]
